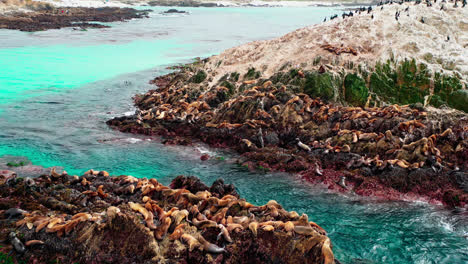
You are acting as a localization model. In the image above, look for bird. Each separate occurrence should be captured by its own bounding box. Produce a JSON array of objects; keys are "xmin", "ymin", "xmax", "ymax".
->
[
  {"xmin": 314, "ymin": 162, "xmax": 323, "ymax": 176},
  {"xmin": 338, "ymin": 176, "xmax": 348, "ymax": 189},
  {"xmin": 296, "ymin": 138, "xmax": 311, "ymax": 152}
]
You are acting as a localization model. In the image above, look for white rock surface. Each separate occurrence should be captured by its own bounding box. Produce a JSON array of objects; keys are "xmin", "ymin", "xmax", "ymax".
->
[{"xmin": 202, "ymin": 2, "xmax": 468, "ymax": 84}]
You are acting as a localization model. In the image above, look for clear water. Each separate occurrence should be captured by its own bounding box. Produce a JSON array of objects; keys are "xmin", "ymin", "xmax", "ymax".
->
[{"xmin": 0, "ymin": 6, "xmax": 467, "ymax": 264}]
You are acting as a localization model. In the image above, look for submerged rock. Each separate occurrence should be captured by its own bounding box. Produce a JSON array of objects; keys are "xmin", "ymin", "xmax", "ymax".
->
[{"xmin": 0, "ymin": 169, "xmax": 334, "ymax": 263}]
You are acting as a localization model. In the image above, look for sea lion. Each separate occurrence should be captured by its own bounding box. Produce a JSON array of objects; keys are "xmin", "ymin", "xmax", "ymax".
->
[
  {"xmin": 197, "ymin": 235, "xmax": 226, "ymax": 254},
  {"xmin": 4, "ymin": 208, "xmax": 27, "ymax": 219},
  {"xmin": 217, "ymin": 224, "xmax": 233, "ymax": 243}
]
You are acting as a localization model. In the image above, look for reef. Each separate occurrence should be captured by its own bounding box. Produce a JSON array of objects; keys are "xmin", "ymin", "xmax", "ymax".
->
[
  {"xmin": 0, "ymin": 169, "xmax": 334, "ymax": 263},
  {"xmin": 0, "ymin": 6, "xmax": 150, "ymax": 32},
  {"xmin": 107, "ymin": 61, "xmax": 468, "ymax": 208}
]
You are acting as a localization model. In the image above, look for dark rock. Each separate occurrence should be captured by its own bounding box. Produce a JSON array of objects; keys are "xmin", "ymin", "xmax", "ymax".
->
[
  {"xmin": 163, "ymin": 9, "xmax": 187, "ymax": 14},
  {"xmin": 200, "ymin": 154, "xmax": 210, "ymax": 161},
  {"xmin": 453, "ymin": 171, "xmax": 468, "ymax": 192},
  {"xmin": 209, "ymin": 178, "xmax": 239, "ymax": 198},
  {"xmin": 264, "ymin": 132, "xmax": 280, "ymax": 145},
  {"xmin": 0, "ymin": 7, "xmax": 151, "ymax": 32}
]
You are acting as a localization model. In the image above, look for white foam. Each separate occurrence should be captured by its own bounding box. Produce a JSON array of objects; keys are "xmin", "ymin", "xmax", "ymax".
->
[{"xmin": 123, "ymin": 137, "xmax": 143, "ymax": 143}]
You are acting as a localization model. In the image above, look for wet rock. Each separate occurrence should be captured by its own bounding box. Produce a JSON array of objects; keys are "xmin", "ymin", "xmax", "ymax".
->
[
  {"xmin": 106, "ymin": 61, "xmax": 467, "ymax": 207},
  {"xmin": 209, "ymin": 178, "xmax": 238, "ymax": 198},
  {"xmin": 163, "ymin": 9, "xmax": 187, "ymax": 14},
  {"xmin": 0, "ymin": 169, "xmax": 334, "ymax": 263},
  {"xmin": 0, "ymin": 7, "xmax": 151, "ymax": 32},
  {"xmin": 453, "ymin": 171, "xmax": 468, "ymax": 193},
  {"xmin": 200, "ymin": 154, "xmax": 210, "ymax": 161}
]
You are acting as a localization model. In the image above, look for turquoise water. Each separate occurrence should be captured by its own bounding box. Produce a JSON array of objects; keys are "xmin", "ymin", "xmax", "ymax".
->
[{"xmin": 0, "ymin": 6, "xmax": 467, "ymax": 264}]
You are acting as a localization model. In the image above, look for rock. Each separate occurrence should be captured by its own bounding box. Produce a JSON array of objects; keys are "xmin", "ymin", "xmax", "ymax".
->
[
  {"xmin": 200, "ymin": 154, "xmax": 210, "ymax": 161},
  {"xmin": 344, "ymin": 74, "xmax": 368, "ymax": 107},
  {"xmin": 0, "ymin": 169, "xmax": 334, "ymax": 263},
  {"xmin": 264, "ymin": 132, "xmax": 280, "ymax": 146},
  {"xmin": 0, "ymin": 7, "xmax": 150, "ymax": 32},
  {"xmin": 163, "ymin": 9, "xmax": 187, "ymax": 14},
  {"xmin": 453, "ymin": 171, "xmax": 468, "ymax": 192},
  {"xmin": 209, "ymin": 178, "xmax": 238, "ymax": 198}
]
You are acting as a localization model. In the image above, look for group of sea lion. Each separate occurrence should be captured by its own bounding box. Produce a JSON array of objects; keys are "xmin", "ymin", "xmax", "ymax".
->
[
  {"xmin": 107, "ymin": 63, "xmax": 467, "ymax": 207},
  {"xmin": 0, "ymin": 169, "xmax": 334, "ymax": 263}
]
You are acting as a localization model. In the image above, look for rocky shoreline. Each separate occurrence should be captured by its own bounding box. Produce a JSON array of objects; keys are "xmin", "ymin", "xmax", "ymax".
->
[
  {"xmin": 107, "ymin": 1, "xmax": 467, "ymax": 208},
  {"xmin": 0, "ymin": 167, "xmax": 334, "ymax": 263},
  {"xmin": 0, "ymin": 6, "xmax": 150, "ymax": 32},
  {"xmin": 107, "ymin": 62, "xmax": 467, "ymax": 208}
]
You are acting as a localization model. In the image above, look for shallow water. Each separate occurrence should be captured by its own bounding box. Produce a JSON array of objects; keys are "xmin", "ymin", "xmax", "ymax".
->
[{"xmin": 0, "ymin": 6, "xmax": 467, "ymax": 264}]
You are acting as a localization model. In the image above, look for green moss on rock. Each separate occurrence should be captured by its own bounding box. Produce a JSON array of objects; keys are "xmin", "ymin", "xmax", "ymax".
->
[
  {"xmin": 244, "ymin": 67, "xmax": 261, "ymax": 80},
  {"xmin": 448, "ymin": 89, "xmax": 468, "ymax": 112},
  {"xmin": 190, "ymin": 70, "xmax": 207, "ymax": 83},
  {"xmin": 369, "ymin": 59, "xmax": 430, "ymax": 105},
  {"xmin": 303, "ymin": 72, "xmax": 335, "ymax": 101},
  {"xmin": 344, "ymin": 73, "xmax": 368, "ymax": 106}
]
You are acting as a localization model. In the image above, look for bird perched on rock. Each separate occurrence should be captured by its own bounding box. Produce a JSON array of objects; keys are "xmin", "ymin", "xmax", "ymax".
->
[
  {"xmin": 314, "ymin": 162, "xmax": 323, "ymax": 176},
  {"xmin": 338, "ymin": 176, "xmax": 348, "ymax": 189},
  {"xmin": 296, "ymin": 138, "xmax": 311, "ymax": 152}
]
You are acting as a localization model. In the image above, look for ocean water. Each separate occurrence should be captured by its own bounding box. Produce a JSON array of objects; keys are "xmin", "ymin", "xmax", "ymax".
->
[{"xmin": 0, "ymin": 6, "xmax": 467, "ymax": 264}]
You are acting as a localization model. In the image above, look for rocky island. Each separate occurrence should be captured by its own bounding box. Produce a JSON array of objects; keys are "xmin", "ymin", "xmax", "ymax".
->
[
  {"xmin": 108, "ymin": 1, "xmax": 468, "ymax": 208},
  {"xmin": 0, "ymin": 167, "xmax": 334, "ymax": 263},
  {"xmin": 0, "ymin": 0, "xmax": 150, "ymax": 31}
]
